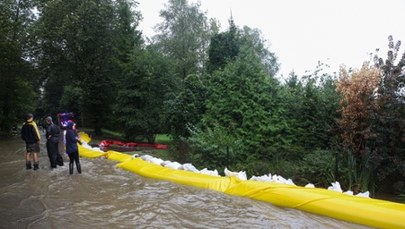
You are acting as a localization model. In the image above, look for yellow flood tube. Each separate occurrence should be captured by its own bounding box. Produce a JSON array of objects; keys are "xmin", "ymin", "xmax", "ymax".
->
[
  {"xmin": 78, "ymin": 132, "xmax": 91, "ymax": 144},
  {"xmin": 105, "ymin": 150, "xmax": 132, "ymax": 162},
  {"xmin": 117, "ymin": 158, "xmax": 231, "ymax": 192},
  {"xmin": 117, "ymin": 157, "xmax": 405, "ymax": 228},
  {"xmin": 78, "ymin": 144, "xmax": 107, "ymax": 158},
  {"xmin": 225, "ymin": 179, "xmax": 405, "ymax": 228}
]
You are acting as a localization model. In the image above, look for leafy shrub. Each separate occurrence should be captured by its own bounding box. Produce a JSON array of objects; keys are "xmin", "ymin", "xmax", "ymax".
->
[{"xmin": 298, "ymin": 150, "xmax": 336, "ymax": 187}]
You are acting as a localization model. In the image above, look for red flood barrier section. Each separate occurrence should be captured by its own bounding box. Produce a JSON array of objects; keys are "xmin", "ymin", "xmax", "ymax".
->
[{"xmin": 99, "ymin": 140, "xmax": 169, "ymax": 151}]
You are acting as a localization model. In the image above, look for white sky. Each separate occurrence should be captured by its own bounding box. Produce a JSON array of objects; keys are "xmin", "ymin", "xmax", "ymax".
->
[{"xmin": 137, "ymin": 0, "xmax": 405, "ymax": 77}]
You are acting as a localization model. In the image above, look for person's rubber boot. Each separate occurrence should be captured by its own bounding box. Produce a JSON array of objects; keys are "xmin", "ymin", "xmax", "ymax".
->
[
  {"xmin": 26, "ymin": 161, "xmax": 32, "ymax": 170},
  {"xmin": 76, "ymin": 162, "xmax": 82, "ymax": 174},
  {"xmin": 57, "ymin": 154, "xmax": 64, "ymax": 166},
  {"xmin": 69, "ymin": 163, "xmax": 74, "ymax": 175},
  {"xmin": 33, "ymin": 162, "xmax": 39, "ymax": 170}
]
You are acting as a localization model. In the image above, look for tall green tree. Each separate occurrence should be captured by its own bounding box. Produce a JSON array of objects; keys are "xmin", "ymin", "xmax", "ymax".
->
[
  {"xmin": 111, "ymin": 0, "xmax": 142, "ymax": 75},
  {"xmin": 240, "ymin": 26, "xmax": 279, "ymax": 77},
  {"xmin": 114, "ymin": 47, "xmax": 174, "ymax": 142},
  {"xmin": 35, "ymin": 0, "xmax": 76, "ymax": 117},
  {"xmin": 153, "ymin": 0, "xmax": 211, "ymax": 79},
  {"xmin": 207, "ymin": 18, "xmax": 239, "ymax": 73},
  {"xmin": 192, "ymin": 46, "xmax": 284, "ymax": 169},
  {"xmin": 281, "ymin": 69, "xmax": 340, "ymax": 144},
  {"xmin": 66, "ymin": 0, "xmax": 116, "ymax": 135},
  {"xmin": 0, "ymin": 0, "xmax": 37, "ymax": 132},
  {"xmin": 108, "ymin": 0, "xmax": 142, "ymax": 130},
  {"xmin": 286, "ymin": 67, "xmax": 340, "ymax": 150},
  {"xmin": 153, "ymin": 0, "xmax": 214, "ymax": 140},
  {"xmin": 207, "ymin": 19, "xmax": 279, "ymax": 77},
  {"xmin": 36, "ymin": 0, "xmax": 119, "ymax": 135},
  {"xmin": 164, "ymin": 72, "xmax": 209, "ymax": 138},
  {"xmin": 36, "ymin": 0, "xmax": 143, "ymax": 130}
]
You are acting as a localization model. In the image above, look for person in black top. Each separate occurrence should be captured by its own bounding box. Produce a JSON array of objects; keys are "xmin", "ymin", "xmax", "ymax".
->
[
  {"xmin": 45, "ymin": 116, "xmax": 64, "ymax": 169},
  {"xmin": 21, "ymin": 113, "xmax": 41, "ymax": 170},
  {"xmin": 65, "ymin": 121, "xmax": 81, "ymax": 174}
]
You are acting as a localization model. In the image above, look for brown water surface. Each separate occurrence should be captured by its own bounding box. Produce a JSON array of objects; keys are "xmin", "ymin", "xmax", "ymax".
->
[{"xmin": 0, "ymin": 134, "xmax": 371, "ymax": 229}]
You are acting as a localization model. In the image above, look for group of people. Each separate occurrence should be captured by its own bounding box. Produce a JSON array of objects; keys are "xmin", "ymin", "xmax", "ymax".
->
[{"xmin": 20, "ymin": 113, "xmax": 82, "ymax": 175}]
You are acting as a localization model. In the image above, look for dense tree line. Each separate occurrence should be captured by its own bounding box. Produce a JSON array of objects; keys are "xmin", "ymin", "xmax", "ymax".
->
[{"xmin": 1, "ymin": 0, "xmax": 404, "ymax": 199}]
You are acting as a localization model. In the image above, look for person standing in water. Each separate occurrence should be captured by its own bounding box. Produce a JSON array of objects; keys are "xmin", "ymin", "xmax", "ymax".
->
[
  {"xmin": 65, "ymin": 121, "xmax": 81, "ymax": 174},
  {"xmin": 45, "ymin": 116, "xmax": 64, "ymax": 169},
  {"xmin": 21, "ymin": 113, "xmax": 41, "ymax": 170}
]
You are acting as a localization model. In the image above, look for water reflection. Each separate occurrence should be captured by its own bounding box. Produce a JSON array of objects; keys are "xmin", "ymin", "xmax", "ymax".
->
[{"xmin": 0, "ymin": 135, "xmax": 370, "ymax": 229}]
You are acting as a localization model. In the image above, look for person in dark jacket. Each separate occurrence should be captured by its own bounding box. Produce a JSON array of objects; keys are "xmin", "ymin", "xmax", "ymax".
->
[
  {"xmin": 65, "ymin": 121, "xmax": 81, "ymax": 174},
  {"xmin": 45, "ymin": 116, "xmax": 64, "ymax": 169},
  {"xmin": 21, "ymin": 113, "xmax": 41, "ymax": 170}
]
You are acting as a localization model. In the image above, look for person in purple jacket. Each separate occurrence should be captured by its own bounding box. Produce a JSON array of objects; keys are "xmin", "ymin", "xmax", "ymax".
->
[{"xmin": 65, "ymin": 121, "xmax": 81, "ymax": 174}]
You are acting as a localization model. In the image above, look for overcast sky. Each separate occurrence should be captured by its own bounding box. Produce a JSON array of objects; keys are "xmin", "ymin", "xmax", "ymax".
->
[{"xmin": 137, "ymin": 0, "xmax": 405, "ymax": 77}]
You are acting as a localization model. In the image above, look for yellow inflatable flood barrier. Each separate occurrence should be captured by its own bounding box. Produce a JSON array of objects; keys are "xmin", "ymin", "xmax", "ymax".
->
[
  {"xmin": 77, "ymin": 132, "xmax": 405, "ymax": 228},
  {"xmin": 225, "ymin": 179, "xmax": 405, "ymax": 228},
  {"xmin": 117, "ymin": 158, "xmax": 232, "ymax": 192},
  {"xmin": 78, "ymin": 132, "xmax": 91, "ymax": 144},
  {"xmin": 105, "ymin": 151, "xmax": 132, "ymax": 162}
]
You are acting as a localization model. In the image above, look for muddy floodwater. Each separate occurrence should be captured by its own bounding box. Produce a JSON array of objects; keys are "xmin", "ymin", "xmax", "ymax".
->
[{"xmin": 0, "ymin": 133, "xmax": 371, "ymax": 229}]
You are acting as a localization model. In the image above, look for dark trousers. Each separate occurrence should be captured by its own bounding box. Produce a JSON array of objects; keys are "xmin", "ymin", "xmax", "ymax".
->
[
  {"xmin": 47, "ymin": 141, "xmax": 63, "ymax": 168},
  {"xmin": 68, "ymin": 151, "xmax": 80, "ymax": 164},
  {"xmin": 56, "ymin": 151, "xmax": 64, "ymax": 166},
  {"xmin": 68, "ymin": 151, "xmax": 81, "ymax": 174}
]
